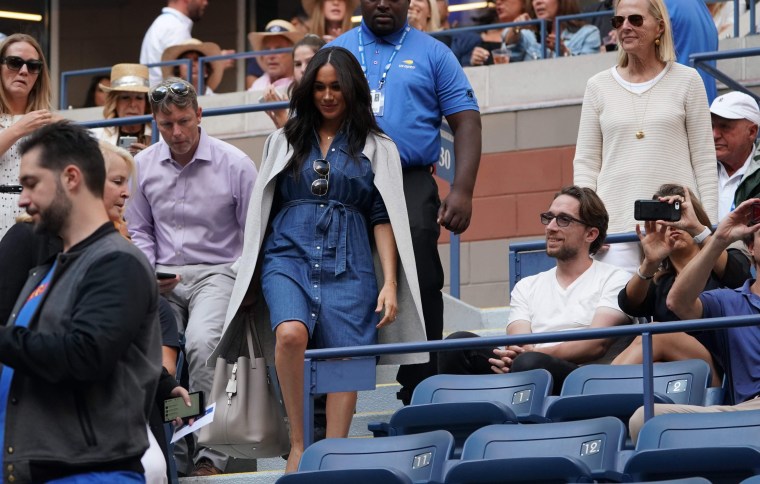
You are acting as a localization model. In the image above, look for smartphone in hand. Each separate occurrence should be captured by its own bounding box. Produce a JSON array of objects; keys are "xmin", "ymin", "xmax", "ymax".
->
[
  {"xmin": 634, "ymin": 200, "xmax": 681, "ymax": 221},
  {"xmin": 156, "ymin": 272, "xmax": 177, "ymax": 280},
  {"xmin": 163, "ymin": 391, "xmax": 204, "ymax": 423}
]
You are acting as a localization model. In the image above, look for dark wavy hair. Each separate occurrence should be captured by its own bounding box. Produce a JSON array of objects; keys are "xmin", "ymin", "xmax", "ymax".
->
[
  {"xmin": 555, "ymin": 185, "xmax": 609, "ymax": 255},
  {"xmin": 283, "ymin": 46, "xmax": 381, "ymax": 173}
]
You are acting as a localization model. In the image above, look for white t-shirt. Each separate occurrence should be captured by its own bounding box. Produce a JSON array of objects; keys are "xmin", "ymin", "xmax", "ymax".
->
[
  {"xmin": 139, "ymin": 7, "xmax": 193, "ymax": 88},
  {"xmin": 507, "ymin": 259, "xmax": 631, "ymax": 349},
  {"xmin": 717, "ymin": 146, "xmax": 754, "ymax": 221}
]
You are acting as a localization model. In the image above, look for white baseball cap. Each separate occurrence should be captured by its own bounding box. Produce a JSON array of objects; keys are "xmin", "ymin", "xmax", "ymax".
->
[{"xmin": 710, "ymin": 91, "xmax": 760, "ymax": 126}]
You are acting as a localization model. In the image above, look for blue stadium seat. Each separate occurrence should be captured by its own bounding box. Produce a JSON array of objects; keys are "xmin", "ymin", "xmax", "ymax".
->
[
  {"xmin": 295, "ymin": 430, "xmax": 454, "ymax": 483},
  {"xmin": 380, "ymin": 400, "xmax": 517, "ymax": 458},
  {"xmin": 623, "ymin": 409, "xmax": 760, "ymax": 482},
  {"xmin": 444, "ymin": 417, "xmax": 627, "ymax": 483},
  {"xmin": 543, "ymin": 360, "xmax": 714, "ymax": 423},
  {"xmin": 742, "ymin": 476, "xmax": 760, "ymax": 483},
  {"xmin": 276, "ymin": 467, "xmax": 413, "ymax": 484},
  {"xmin": 410, "ymin": 370, "xmax": 552, "ymax": 422}
]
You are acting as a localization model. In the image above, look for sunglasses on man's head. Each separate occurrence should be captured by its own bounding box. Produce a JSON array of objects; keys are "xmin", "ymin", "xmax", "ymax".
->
[
  {"xmin": 150, "ymin": 82, "xmax": 190, "ymax": 103},
  {"xmin": 610, "ymin": 14, "xmax": 645, "ymax": 29},
  {"xmin": 1, "ymin": 56, "xmax": 43, "ymax": 74},
  {"xmin": 311, "ymin": 159, "xmax": 330, "ymax": 197}
]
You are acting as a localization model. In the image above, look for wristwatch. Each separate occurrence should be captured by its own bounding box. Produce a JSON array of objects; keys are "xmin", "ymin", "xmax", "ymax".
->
[{"xmin": 692, "ymin": 226, "xmax": 711, "ymax": 245}]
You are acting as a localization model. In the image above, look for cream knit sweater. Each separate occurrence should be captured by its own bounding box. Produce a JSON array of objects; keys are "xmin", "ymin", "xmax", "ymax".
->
[{"xmin": 573, "ymin": 62, "xmax": 718, "ymax": 234}]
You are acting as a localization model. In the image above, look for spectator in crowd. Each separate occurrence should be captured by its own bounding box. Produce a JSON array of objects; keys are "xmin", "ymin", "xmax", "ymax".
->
[
  {"xmin": 90, "ymin": 63, "xmax": 152, "ymax": 156},
  {"xmin": 83, "ymin": 75, "xmax": 110, "ymax": 107},
  {"xmin": 262, "ymin": 34, "xmax": 326, "ymax": 129},
  {"xmin": 439, "ymin": 186, "xmax": 632, "ymax": 394},
  {"xmin": 574, "ymin": 0, "xmax": 717, "ymax": 272},
  {"xmin": 0, "ymin": 34, "xmax": 54, "ymax": 239},
  {"xmin": 629, "ymin": 197, "xmax": 760, "ymax": 442},
  {"xmin": 664, "ymin": 0, "xmax": 718, "ymax": 103},
  {"xmin": 612, "ymin": 184, "xmax": 750, "ymax": 387},
  {"xmin": 247, "ymin": 20, "xmax": 304, "ymax": 93},
  {"xmin": 162, "ymin": 38, "xmax": 226, "ymax": 95},
  {"xmin": 2, "ymin": 121, "xmax": 161, "ymax": 483},
  {"xmin": 519, "ymin": 0, "xmax": 602, "ymax": 59},
  {"xmin": 584, "ymin": 0, "xmax": 616, "ymax": 51},
  {"xmin": 125, "ymin": 78, "xmax": 257, "ymax": 477},
  {"xmin": 140, "ymin": 0, "xmax": 234, "ymax": 88},
  {"xmin": 408, "ymin": 0, "xmax": 442, "ymax": 32},
  {"xmin": 711, "ymin": 91, "xmax": 760, "ymax": 221},
  {"xmin": 304, "ymin": 0, "xmax": 358, "ymax": 42},
  {"xmin": 465, "ymin": 0, "xmax": 532, "ymax": 66},
  {"xmin": 437, "ymin": 0, "xmax": 452, "ymax": 29},
  {"xmin": 220, "ymin": 46, "xmax": 425, "ymax": 473},
  {"xmin": 330, "ymin": 0, "xmax": 482, "ymax": 405}
]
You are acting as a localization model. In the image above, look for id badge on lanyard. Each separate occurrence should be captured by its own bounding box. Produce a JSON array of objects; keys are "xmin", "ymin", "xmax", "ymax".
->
[{"xmin": 371, "ymin": 90, "xmax": 385, "ymax": 117}]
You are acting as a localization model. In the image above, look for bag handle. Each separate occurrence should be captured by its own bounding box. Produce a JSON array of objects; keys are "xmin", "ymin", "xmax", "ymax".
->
[{"xmin": 243, "ymin": 317, "xmax": 265, "ymax": 369}]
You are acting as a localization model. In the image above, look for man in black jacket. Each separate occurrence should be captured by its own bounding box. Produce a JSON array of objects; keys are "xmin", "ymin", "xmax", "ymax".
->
[{"xmin": 0, "ymin": 122, "xmax": 161, "ymax": 483}]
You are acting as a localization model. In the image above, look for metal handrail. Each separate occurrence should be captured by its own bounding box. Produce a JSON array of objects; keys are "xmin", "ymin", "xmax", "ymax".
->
[{"xmin": 689, "ymin": 46, "xmax": 760, "ymax": 104}]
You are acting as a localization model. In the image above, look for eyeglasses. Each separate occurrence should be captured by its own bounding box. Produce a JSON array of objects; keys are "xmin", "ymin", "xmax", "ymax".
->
[
  {"xmin": 540, "ymin": 212, "xmax": 588, "ymax": 228},
  {"xmin": 1, "ymin": 56, "xmax": 43, "ymax": 74},
  {"xmin": 150, "ymin": 82, "xmax": 190, "ymax": 103},
  {"xmin": 311, "ymin": 159, "xmax": 330, "ymax": 196},
  {"xmin": 610, "ymin": 14, "xmax": 645, "ymax": 29}
]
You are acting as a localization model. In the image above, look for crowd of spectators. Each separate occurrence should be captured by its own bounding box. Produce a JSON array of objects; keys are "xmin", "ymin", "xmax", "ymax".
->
[{"xmin": 0, "ymin": 0, "xmax": 759, "ymax": 482}]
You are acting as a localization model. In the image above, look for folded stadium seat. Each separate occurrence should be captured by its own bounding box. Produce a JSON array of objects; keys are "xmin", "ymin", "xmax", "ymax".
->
[
  {"xmin": 276, "ymin": 467, "xmax": 413, "ymax": 484},
  {"xmin": 543, "ymin": 360, "xmax": 715, "ymax": 425},
  {"xmin": 369, "ymin": 370, "xmax": 552, "ymax": 445},
  {"xmin": 443, "ymin": 417, "xmax": 627, "ymax": 483},
  {"xmin": 380, "ymin": 400, "xmax": 517, "ymax": 458},
  {"xmin": 623, "ymin": 409, "xmax": 760, "ymax": 483},
  {"xmin": 290, "ymin": 430, "xmax": 454, "ymax": 483}
]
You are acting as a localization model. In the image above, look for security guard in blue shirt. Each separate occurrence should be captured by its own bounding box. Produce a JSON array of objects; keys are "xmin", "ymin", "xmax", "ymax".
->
[{"xmin": 331, "ymin": 0, "xmax": 482, "ymax": 404}]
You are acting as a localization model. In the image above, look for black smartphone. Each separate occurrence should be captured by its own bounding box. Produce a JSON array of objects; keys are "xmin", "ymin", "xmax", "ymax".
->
[
  {"xmin": 634, "ymin": 200, "xmax": 681, "ymax": 221},
  {"xmin": 0, "ymin": 185, "xmax": 22, "ymax": 194},
  {"xmin": 163, "ymin": 391, "xmax": 204, "ymax": 423},
  {"xmin": 156, "ymin": 271, "xmax": 177, "ymax": 280},
  {"xmin": 751, "ymin": 202, "xmax": 760, "ymax": 225}
]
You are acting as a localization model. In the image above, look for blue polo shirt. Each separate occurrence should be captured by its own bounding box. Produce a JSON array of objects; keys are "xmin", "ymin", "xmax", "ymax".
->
[
  {"xmin": 698, "ymin": 280, "xmax": 760, "ymax": 403},
  {"xmin": 330, "ymin": 21, "xmax": 480, "ymax": 167},
  {"xmin": 664, "ymin": 0, "xmax": 718, "ymax": 103}
]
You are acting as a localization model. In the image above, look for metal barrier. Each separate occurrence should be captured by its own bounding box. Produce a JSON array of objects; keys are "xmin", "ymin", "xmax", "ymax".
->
[
  {"xmin": 300, "ymin": 313, "xmax": 760, "ymax": 447},
  {"xmin": 690, "ymin": 46, "xmax": 760, "ymax": 104}
]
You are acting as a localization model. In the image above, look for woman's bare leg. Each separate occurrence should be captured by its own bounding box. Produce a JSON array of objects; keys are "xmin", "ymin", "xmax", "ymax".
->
[
  {"xmin": 612, "ymin": 332, "xmax": 721, "ymax": 386},
  {"xmin": 325, "ymin": 391, "xmax": 358, "ymax": 438},
  {"xmin": 275, "ymin": 321, "xmax": 309, "ymax": 473}
]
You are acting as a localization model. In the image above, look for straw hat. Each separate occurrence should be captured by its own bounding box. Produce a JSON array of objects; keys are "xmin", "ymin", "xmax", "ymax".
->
[
  {"xmin": 248, "ymin": 20, "xmax": 305, "ymax": 52},
  {"xmin": 161, "ymin": 38, "xmax": 224, "ymax": 90},
  {"xmin": 301, "ymin": 0, "xmax": 360, "ymax": 17},
  {"xmin": 100, "ymin": 63, "xmax": 149, "ymax": 93}
]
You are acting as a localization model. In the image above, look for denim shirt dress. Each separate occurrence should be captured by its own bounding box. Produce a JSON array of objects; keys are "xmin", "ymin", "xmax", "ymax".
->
[{"xmin": 261, "ymin": 131, "xmax": 390, "ymax": 349}]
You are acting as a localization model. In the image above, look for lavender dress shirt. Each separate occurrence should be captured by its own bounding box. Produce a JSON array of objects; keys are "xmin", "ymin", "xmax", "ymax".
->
[{"xmin": 125, "ymin": 127, "xmax": 257, "ymax": 266}]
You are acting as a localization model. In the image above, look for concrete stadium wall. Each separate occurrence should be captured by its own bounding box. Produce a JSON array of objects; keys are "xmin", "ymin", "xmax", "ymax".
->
[{"xmin": 62, "ymin": 35, "xmax": 760, "ymax": 309}]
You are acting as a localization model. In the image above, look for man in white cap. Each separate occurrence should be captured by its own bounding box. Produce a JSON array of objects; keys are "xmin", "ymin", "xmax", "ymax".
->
[{"xmin": 711, "ymin": 91, "xmax": 760, "ymax": 221}]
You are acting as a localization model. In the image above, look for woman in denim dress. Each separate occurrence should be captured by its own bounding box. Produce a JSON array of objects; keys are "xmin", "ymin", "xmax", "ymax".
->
[{"xmin": 260, "ymin": 47, "xmax": 400, "ymax": 472}]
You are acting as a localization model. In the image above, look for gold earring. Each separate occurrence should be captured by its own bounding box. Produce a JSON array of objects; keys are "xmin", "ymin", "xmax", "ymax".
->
[{"xmin": 655, "ymin": 38, "xmax": 660, "ymax": 46}]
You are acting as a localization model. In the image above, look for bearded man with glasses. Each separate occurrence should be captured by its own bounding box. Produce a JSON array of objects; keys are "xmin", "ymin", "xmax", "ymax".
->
[
  {"xmin": 124, "ymin": 78, "xmax": 258, "ymax": 477},
  {"xmin": 438, "ymin": 186, "xmax": 632, "ymax": 394}
]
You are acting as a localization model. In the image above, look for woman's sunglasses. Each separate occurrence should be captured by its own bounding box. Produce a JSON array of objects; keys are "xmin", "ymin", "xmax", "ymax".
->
[
  {"xmin": 1, "ymin": 56, "xmax": 43, "ymax": 74},
  {"xmin": 610, "ymin": 14, "xmax": 645, "ymax": 29},
  {"xmin": 150, "ymin": 82, "xmax": 190, "ymax": 103},
  {"xmin": 311, "ymin": 159, "xmax": 330, "ymax": 197}
]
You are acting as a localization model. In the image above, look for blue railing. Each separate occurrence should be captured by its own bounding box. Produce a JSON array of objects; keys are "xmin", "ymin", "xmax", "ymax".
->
[
  {"xmin": 690, "ymin": 46, "xmax": 760, "ymax": 104},
  {"xmin": 300, "ymin": 313, "xmax": 760, "ymax": 447}
]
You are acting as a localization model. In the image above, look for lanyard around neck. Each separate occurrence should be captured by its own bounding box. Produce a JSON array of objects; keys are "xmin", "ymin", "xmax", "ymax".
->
[{"xmin": 357, "ymin": 25, "xmax": 411, "ymax": 91}]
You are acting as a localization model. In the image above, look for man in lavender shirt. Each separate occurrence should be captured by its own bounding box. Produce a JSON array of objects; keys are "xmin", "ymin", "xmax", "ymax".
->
[{"xmin": 125, "ymin": 77, "xmax": 257, "ymax": 476}]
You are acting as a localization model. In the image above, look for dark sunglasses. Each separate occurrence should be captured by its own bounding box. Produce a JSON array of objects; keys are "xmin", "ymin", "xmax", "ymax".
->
[
  {"xmin": 610, "ymin": 14, "xmax": 644, "ymax": 29},
  {"xmin": 150, "ymin": 82, "xmax": 190, "ymax": 103},
  {"xmin": 540, "ymin": 212, "xmax": 587, "ymax": 228},
  {"xmin": 311, "ymin": 159, "xmax": 330, "ymax": 197},
  {"xmin": 1, "ymin": 56, "xmax": 43, "ymax": 74}
]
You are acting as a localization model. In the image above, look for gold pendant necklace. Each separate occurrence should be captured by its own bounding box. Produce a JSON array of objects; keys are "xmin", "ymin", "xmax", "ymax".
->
[{"xmin": 628, "ymin": 77, "xmax": 652, "ymax": 140}]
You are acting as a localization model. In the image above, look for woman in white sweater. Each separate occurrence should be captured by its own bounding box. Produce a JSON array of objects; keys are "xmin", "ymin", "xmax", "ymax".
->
[{"xmin": 573, "ymin": 0, "xmax": 717, "ymax": 271}]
